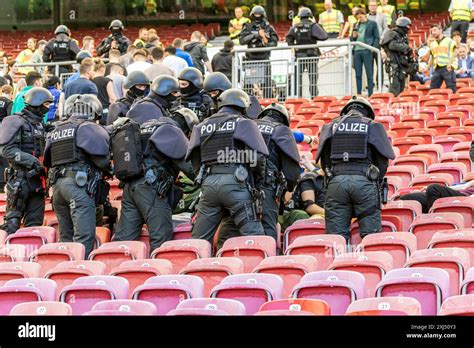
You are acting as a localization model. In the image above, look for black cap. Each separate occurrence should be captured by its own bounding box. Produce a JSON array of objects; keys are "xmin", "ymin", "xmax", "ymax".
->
[
  {"xmin": 218, "ymin": 88, "xmax": 250, "ymax": 110},
  {"xmin": 123, "ymin": 71, "xmax": 150, "ymax": 90},
  {"xmin": 203, "ymin": 72, "xmax": 232, "ymax": 93},
  {"xmin": 24, "ymin": 87, "xmax": 54, "ymax": 107},
  {"xmin": 178, "ymin": 67, "xmax": 204, "ymax": 89},
  {"xmin": 151, "ymin": 76, "xmax": 180, "ymax": 96}
]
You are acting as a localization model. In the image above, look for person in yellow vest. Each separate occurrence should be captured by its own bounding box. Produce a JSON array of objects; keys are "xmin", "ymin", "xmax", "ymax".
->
[
  {"xmin": 340, "ymin": 6, "xmax": 360, "ymax": 38},
  {"xmin": 319, "ymin": 0, "xmax": 345, "ymax": 39},
  {"xmin": 229, "ymin": 7, "xmax": 251, "ymax": 44},
  {"xmin": 450, "ymin": 0, "xmax": 474, "ymax": 43},
  {"xmin": 422, "ymin": 24, "xmax": 458, "ymax": 93},
  {"xmin": 377, "ymin": 0, "xmax": 397, "ymax": 28},
  {"xmin": 133, "ymin": 28, "xmax": 149, "ymax": 49}
]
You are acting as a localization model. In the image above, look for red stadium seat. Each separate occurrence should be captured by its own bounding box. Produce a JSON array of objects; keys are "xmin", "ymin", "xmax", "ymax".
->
[
  {"xmin": 151, "ymin": 239, "xmax": 211, "ymax": 273},
  {"xmin": 449, "ymin": 93, "xmax": 474, "ymax": 105},
  {"xmin": 409, "ymin": 173, "xmax": 455, "ymax": 189},
  {"xmin": 427, "ymin": 162, "xmax": 467, "ymax": 184},
  {"xmin": 349, "ymin": 221, "xmax": 398, "ymax": 246},
  {"xmin": 382, "ymin": 200, "xmax": 423, "ymax": 232},
  {"xmin": 258, "ymin": 98, "xmax": 278, "ymax": 108},
  {"xmin": 285, "ymin": 98, "xmax": 308, "ymax": 113},
  {"xmin": 440, "ymin": 295, "xmax": 474, "ymax": 316},
  {"xmin": 89, "ymin": 241, "xmax": 148, "ymax": 274},
  {"xmin": 391, "ymin": 122, "xmax": 420, "ymax": 137},
  {"xmin": 386, "ymin": 176, "xmax": 403, "ymax": 197},
  {"xmin": 295, "ymin": 120, "xmax": 325, "ymax": 135},
  {"xmin": 461, "ymin": 268, "xmax": 474, "ymax": 294},
  {"xmin": 370, "ymin": 92, "xmax": 394, "ymax": 104},
  {"xmin": 407, "ymin": 144, "xmax": 444, "ymax": 164},
  {"xmin": 446, "ymin": 126, "xmax": 474, "ymax": 142},
  {"xmin": 83, "ymin": 309, "xmax": 136, "ymax": 316},
  {"xmin": 424, "ymin": 100, "xmax": 449, "ymax": 113},
  {"xmin": 0, "ymin": 244, "xmax": 27, "ymax": 262},
  {"xmin": 452, "ymin": 142, "xmax": 472, "ymax": 152},
  {"xmin": 253, "ymin": 309, "xmax": 314, "ymax": 315},
  {"xmin": 406, "ymin": 128, "xmax": 437, "ymax": 143},
  {"xmin": 440, "ymin": 152, "xmax": 473, "ymax": 172},
  {"xmin": 409, "ymin": 212, "xmax": 464, "ymax": 249},
  {"xmin": 95, "ymin": 227, "xmax": 111, "ymax": 248},
  {"xmin": 428, "ymin": 88, "xmax": 453, "ymax": 98},
  {"xmin": 417, "ymin": 107, "xmax": 438, "ymax": 121},
  {"xmin": 258, "ymin": 299, "xmax": 330, "ymax": 315},
  {"xmin": 429, "ymin": 230, "xmax": 474, "ymax": 265},
  {"xmin": 399, "ymin": 90, "xmax": 423, "ymax": 101},
  {"xmin": 0, "ymin": 262, "xmax": 41, "ymax": 286},
  {"xmin": 386, "ymin": 165, "xmax": 420, "ymax": 187},
  {"xmin": 446, "ymin": 105, "xmax": 474, "ymax": 120},
  {"xmin": 392, "ymin": 155, "xmax": 430, "ymax": 173},
  {"xmin": 170, "ymin": 298, "xmax": 246, "ymax": 315},
  {"xmin": 29, "ymin": 243, "xmax": 85, "ymax": 277},
  {"xmin": 346, "ymin": 297, "xmax": 422, "ymax": 316},
  {"xmin": 0, "ymin": 230, "xmax": 6, "ymax": 244},
  {"xmin": 90, "ymin": 300, "xmax": 157, "ymax": 315},
  {"xmin": 437, "ymin": 111, "xmax": 466, "ymax": 126},
  {"xmin": 283, "ymin": 218, "xmax": 326, "ymax": 252},
  {"xmin": 376, "ymin": 267, "xmax": 449, "ymax": 315},
  {"xmin": 392, "ymin": 137, "xmax": 425, "ymax": 155},
  {"xmin": 430, "ymin": 196, "xmax": 474, "ymax": 228},
  {"xmin": 427, "ymin": 120, "xmax": 458, "ymax": 135},
  {"xmin": 10, "ymin": 301, "xmax": 72, "ymax": 316},
  {"xmin": 6, "ymin": 226, "xmax": 56, "ymax": 255},
  {"xmin": 434, "ymin": 135, "xmax": 466, "ymax": 152},
  {"xmin": 375, "ymin": 116, "xmax": 395, "ymax": 131}
]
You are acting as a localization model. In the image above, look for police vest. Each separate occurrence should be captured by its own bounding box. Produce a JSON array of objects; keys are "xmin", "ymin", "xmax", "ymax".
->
[
  {"xmin": 182, "ymin": 92, "xmax": 210, "ymax": 121},
  {"xmin": 255, "ymin": 118, "xmax": 279, "ymax": 172},
  {"xmin": 140, "ymin": 117, "xmax": 180, "ymax": 166},
  {"xmin": 377, "ymin": 5, "xmax": 395, "ymax": 25},
  {"xmin": 430, "ymin": 37, "xmax": 457, "ymax": 69},
  {"xmin": 18, "ymin": 113, "xmax": 45, "ymax": 159},
  {"xmin": 295, "ymin": 21, "xmax": 314, "ymax": 44},
  {"xmin": 117, "ymin": 96, "xmax": 134, "ymax": 117},
  {"xmin": 330, "ymin": 115, "xmax": 372, "ymax": 162},
  {"xmin": 49, "ymin": 119, "xmax": 87, "ymax": 167},
  {"xmin": 229, "ymin": 17, "xmax": 251, "ymax": 39},
  {"xmin": 52, "ymin": 39, "xmax": 71, "ymax": 61},
  {"xmin": 320, "ymin": 10, "xmax": 342, "ymax": 33},
  {"xmin": 452, "ymin": 0, "xmax": 471, "ymax": 21},
  {"xmin": 293, "ymin": 172, "xmax": 326, "ymax": 209}
]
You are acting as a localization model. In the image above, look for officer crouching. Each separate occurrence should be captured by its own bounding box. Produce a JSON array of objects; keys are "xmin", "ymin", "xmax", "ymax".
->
[{"xmin": 315, "ymin": 97, "xmax": 394, "ymax": 243}]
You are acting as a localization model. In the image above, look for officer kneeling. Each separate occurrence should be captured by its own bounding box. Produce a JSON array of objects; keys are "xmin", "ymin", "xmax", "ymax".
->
[
  {"xmin": 44, "ymin": 94, "xmax": 112, "ymax": 258},
  {"xmin": 315, "ymin": 97, "xmax": 395, "ymax": 242}
]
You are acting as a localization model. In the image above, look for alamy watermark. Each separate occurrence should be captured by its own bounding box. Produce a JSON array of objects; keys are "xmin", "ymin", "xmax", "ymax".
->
[{"xmin": 217, "ymin": 147, "xmax": 258, "ymax": 168}]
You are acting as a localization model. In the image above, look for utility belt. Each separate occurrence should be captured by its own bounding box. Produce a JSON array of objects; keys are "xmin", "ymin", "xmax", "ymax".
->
[
  {"xmin": 207, "ymin": 163, "xmax": 243, "ymax": 175},
  {"xmin": 142, "ymin": 164, "xmax": 182, "ymax": 210},
  {"xmin": 331, "ymin": 162, "xmax": 371, "ymax": 177}
]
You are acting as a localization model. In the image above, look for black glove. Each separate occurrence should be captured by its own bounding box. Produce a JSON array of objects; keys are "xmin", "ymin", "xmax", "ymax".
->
[{"xmin": 33, "ymin": 163, "xmax": 46, "ymax": 176}]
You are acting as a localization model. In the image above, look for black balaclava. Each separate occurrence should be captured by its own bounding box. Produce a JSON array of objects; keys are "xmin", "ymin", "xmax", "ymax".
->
[{"xmin": 180, "ymin": 84, "xmax": 199, "ymax": 97}]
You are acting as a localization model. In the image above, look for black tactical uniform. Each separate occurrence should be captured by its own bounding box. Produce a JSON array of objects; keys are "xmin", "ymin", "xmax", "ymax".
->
[
  {"xmin": 178, "ymin": 68, "xmax": 213, "ymax": 122},
  {"xmin": 44, "ymin": 94, "xmax": 111, "ymax": 258},
  {"xmin": 315, "ymin": 97, "xmax": 395, "ymax": 242},
  {"xmin": 107, "ymin": 71, "xmax": 150, "ymax": 126},
  {"xmin": 186, "ymin": 89, "xmax": 269, "ymax": 243},
  {"xmin": 43, "ymin": 25, "xmax": 80, "ymax": 75},
  {"xmin": 286, "ymin": 7, "xmax": 328, "ymax": 98},
  {"xmin": 217, "ymin": 103, "xmax": 300, "ymax": 246},
  {"xmin": 0, "ymin": 88, "xmax": 53, "ymax": 234},
  {"xmin": 96, "ymin": 20, "xmax": 131, "ymax": 58},
  {"xmin": 203, "ymin": 72, "xmax": 262, "ymax": 119},
  {"xmin": 381, "ymin": 17, "xmax": 416, "ymax": 97},
  {"xmin": 126, "ymin": 76, "xmax": 180, "ymax": 125},
  {"xmin": 0, "ymin": 96, "xmax": 13, "ymax": 192},
  {"xmin": 239, "ymin": 6, "xmax": 279, "ymax": 98}
]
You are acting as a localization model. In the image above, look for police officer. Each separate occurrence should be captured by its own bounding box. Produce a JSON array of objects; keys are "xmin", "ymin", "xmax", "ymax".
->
[
  {"xmin": 107, "ymin": 71, "xmax": 150, "ymax": 126},
  {"xmin": 126, "ymin": 75, "xmax": 181, "ymax": 125},
  {"xmin": 217, "ymin": 102, "xmax": 300, "ymax": 246},
  {"xmin": 240, "ymin": 6, "xmax": 279, "ymax": 98},
  {"xmin": 0, "ymin": 87, "xmax": 52, "ymax": 234},
  {"xmin": 381, "ymin": 17, "xmax": 415, "ymax": 96},
  {"xmin": 203, "ymin": 72, "xmax": 262, "ymax": 119},
  {"xmin": 286, "ymin": 7, "xmax": 328, "ymax": 98},
  {"xmin": 315, "ymin": 97, "xmax": 395, "ymax": 242},
  {"xmin": 43, "ymin": 25, "xmax": 80, "ymax": 75},
  {"xmin": 186, "ymin": 88, "xmax": 269, "ymax": 244},
  {"xmin": 177, "ymin": 67, "xmax": 213, "ymax": 122},
  {"xmin": 96, "ymin": 20, "xmax": 131, "ymax": 58},
  {"xmin": 43, "ymin": 94, "xmax": 112, "ymax": 258}
]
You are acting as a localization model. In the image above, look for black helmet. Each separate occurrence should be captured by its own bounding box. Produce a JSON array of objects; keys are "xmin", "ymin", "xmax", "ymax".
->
[
  {"xmin": 109, "ymin": 19, "xmax": 124, "ymax": 31},
  {"xmin": 340, "ymin": 96, "xmax": 375, "ymax": 120},
  {"xmin": 54, "ymin": 25, "xmax": 70, "ymax": 36},
  {"xmin": 250, "ymin": 5, "xmax": 267, "ymax": 18},
  {"xmin": 151, "ymin": 76, "xmax": 180, "ymax": 96},
  {"xmin": 64, "ymin": 94, "xmax": 103, "ymax": 120},
  {"xmin": 123, "ymin": 71, "xmax": 150, "ymax": 90},
  {"xmin": 76, "ymin": 50, "xmax": 93, "ymax": 64},
  {"xmin": 178, "ymin": 68, "xmax": 204, "ymax": 89},
  {"xmin": 259, "ymin": 102, "xmax": 290, "ymax": 126},
  {"xmin": 173, "ymin": 107, "xmax": 199, "ymax": 133},
  {"xmin": 218, "ymin": 88, "xmax": 250, "ymax": 110},
  {"xmin": 24, "ymin": 87, "xmax": 53, "ymax": 107},
  {"xmin": 298, "ymin": 7, "xmax": 313, "ymax": 18},
  {"xmin": 396, "ymin": 17, "xmax": 412, "ymax": 28},
  {"xmin": 203, "ymin": 72, "xmax": 232, "ymax": 93}
]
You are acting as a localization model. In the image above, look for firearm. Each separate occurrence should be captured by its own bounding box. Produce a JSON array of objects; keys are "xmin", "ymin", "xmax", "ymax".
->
[
  {"xmin": 28, "ymin": 164, "xmax": 47, "ymax": 195},
  {"xmin": 194, "ymin": 165, "xmax": 208, "ymax": 187},
  {"xmin": 381, "ymin": 177, "xmax": 389, "ymax": 205},
  {"xmin": 275, "ymin": 172, "xmax": 287, "ymax": 202},
  {"xmin": 250, "ymin": 187, "xmax": 265, "ymax": 220},
  {"xmin": 189, "ymin": 191, "xmax": 202, "ymax": 212}
]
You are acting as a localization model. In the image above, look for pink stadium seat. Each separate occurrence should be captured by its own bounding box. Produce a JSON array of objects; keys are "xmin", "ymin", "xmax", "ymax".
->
[
  {"xmin": 346, "ymin": 297, "xmax": 422, "ymax": 316},
  {"xmin": 386, "ymin": 165, "xmax": 420, "ymax": 188},
  {"xmin": 437, "ymin": 111, "xmax": 466, "ymax": 126},
  {"xmin": 461, "ymin": 268, "xmax": 474, "ymax": 294},
  {"xmin": 91, "ymin": 300, "xmax": 157, "ymax": 315},
  {"xmin": 151, "ymin": 239, "xmax": 212, "ymax": 273},
  {"xmin": 427, "ymin": 120, "xmax": 457, "ymax": 135},
  {"xmin": 434, "ymin": 135, "xmax": 466, "ymax": 152},
  {"xmin": 430, "ymin": 197, "xmax": 474, "ymax": 228},
  {"xmin": 357, "ymin": 232, "xmax": 417, "ymax": 269},
  {"xmin": 392, "ymin": 137, "xmax": 425, "ymax": 155},
  {"xmin": 258, "ymin": 299, "xmax": 330, "ymax": 315},
  {"xmin": 5, "ymin": 226, "xmax": 56, "ymax": 255},
  {"xmin": 376, "ymin": 267, "xmax": 450, "ymax": 315},
  {"xmin": 446, "ymin": 126, "xmax": 474, "ymax": 141},
  {"xmin": 0, "ymin": 262, "xmax": 41, "ymax": 286},
  {"xmin": 427, "ymin": 162, "xmax": 467, "ymax": 184},
  {"xmin": 350, "ymin": 221, "xmax": 398, "ymax": 245},
  {"xmin": 402, "ymin": 115, "xmax": 430, "ymax": 129},
  {"xmin": 386, "ymin": 177, "xmax": 404, "ymax": 199},
  {"xmin": 83, "ymin": 309, "xmax": 136, "ymax": 316},
  {"xmin": 283, "ymin": 218, "xmax": 326, "ymax": 252},
  {"xmin": 440, "ymin": 152, "xmax": 473, "ymax": 172},
  {"xmin": 254, "ymin": 309, "xmax": 315, "ymax": 315},
  {"xmin": 217, "ymin": 236, "xmax": 276, "ymax": 273},
  {"xmin": 382, "ymin": 200, "xmax": 423, "ymax": 232},
  {"xmin": 89, "ymin": 241, "xmax": 148, "ymax": 274},
  {"xmin": 60, "ymin": 275, "xmax": 129, "ymax": 315},
  {"xmin": 291, "ymin": 270, "xmax": 365, "ymax": 315},
  {"xmin": 133, "ymin": 275, "xmax": 204, "ymax": 315},
  {"xmin": 110, "ymin": 259, "xmax": 173, "ymax": 298},
  {"xmin": 439, "ymin": 294, "xmax": 474, "ymax": 316},
  {"xmin": 409, "ymin": 212, "xmax": 465, "ymax": 249},
  {"xmin": 253, "ymin": 255, "xmax": 318, "ymax": 297},
  {"xmin": 429, "ymin": 230, "xmax": 474, "ymax": 266},
  {"xmin": 10, "ymin": 301, "xmax": 72, "ymax": 316},
  {"xmin": 375, "ymin": 115, "xmax": 395, "ymax": 130},
  {"xmin": 172, "ymin": 222, "xmax": 193, "ymax": 240},
  {"xmin": 166, "ymin": 307, "xmax": 230, "ymax": 316},
  {"xmin": 406, "ymin": 248, "xmax": 470, "ymax": 297},
  {"xmin": 409, "ymin": 173, "xmax": 455, "ymax": 190},
  {"xmin": 171, "ymin": 298, "xmax": 246, "ymax": 315},
  {"xmin": 370, "ymin": 92, "xmax": 394, "ymax": 104},
  {"xmin": 180, "ymin": 257, "xmax": 244, "ymax": 297},
  {"xmin": 210, "ymin": 273, "xmax": 284, "ymax": 315},
  {"xmin": 407, "ymin": 144, "xmax": 444, "ymax": 164},
  {"xmin": 391, "ymin": 122, "xmax": 420, "ymax": 137},
  {"xmin": 406, "ymin": 128, "xmax": 436, "ymax": 143},
  {"xmin": 452, "ymin": 142, "xmax": 472, "ymax": 153},
  {"xmin": 29, "ymin": 243, "xmax": 85, "ymax": 277},
  {"xmin": 392, "ymin": 155, "xmax": 430, "ymax": 174},
  {"xmin": 0, "ymin": 230, "xmax": 6, "ymax": 244}
]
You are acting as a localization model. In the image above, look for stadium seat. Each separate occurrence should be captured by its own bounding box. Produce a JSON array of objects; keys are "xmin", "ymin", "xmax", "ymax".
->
[
  {"xmin": 386, "ymin": 165, "xmax": 420, "ymax": 187},
  {"xmin": 95, "ymin": 227, "xmax": 112, "ymax": 248},
  {"xmin": 439, "ymin": 294, "xmax": 474, "ymax": 316},
  {"xmin": 133, "ymin": 275, "xmax": 204, "ymax": 315},
  {"xmin": 386, "ymin": 177, "xmax": 403, "ymax": 198},
  {"xmin": 409, "ymin": 173, "xmax": 455, "ymax": 190},
  {"xmin": 0, "ymin": 278, "xmax": 57, "ymax": 315},
  {"xmin": 328, "ymin": 252, "xmax": 393, "ymax": 297},
  {"xmin": 29, "ymin": 243, "xmax": 85, "ymax": 277},
  {"xmin": 461, "ymin": 268, "xmax": 474, "ymax": 294},
  {"xmin": 452, "ymin": 142, "xmax": 472, "ymax": 153},
  {"xmin": 346, "ymin": 297, "xmax": 422, "ymax": 316},
  {"xmin": 89, "ymin": 241, "xmax": 148, "ymax": 274},
  {"xmin": 407, "ymin": 144, "xmax": 444, "ymax": 164},
  {"xmin": 428, "ymin": 88, "xmax": 453, "ymax": 98},
  {"xmin": 285, "ymin": 98, "xmax": 308, "ymax": 113},
  {"xmin": 167, "ymin": 308, "xmax": 229, "ymax": 316},
  {"xmin": 376, "ymin": 267, "xmax": 450, "ymax": 315},
  {"xmin": 357, "ymin": 233, "xmax": 417, "ymax": 269},
  {"xmin": 258, "ymin": 98, "xmax": 278, "ymax": 108},
  {"xmin": 370, "ymin": 92, "xmax": 394, "ymax": 104},
  {"xmin": 446, "ymin": 126, "xmax": 474, "ymax": 142},
  {"xmin": 258, "ymin": 299, "xmax": 330, "ymax": 315},
  {"xmin": 253, "ymin": 309, "xmax": 314, "ymax": 315},
  {"xmin": 427, "ymin": 120, "xmax": 458, "ymax": 135},
  {"xmin": 405, "ymin": 248, "xmax": 470, "ymax": 297},
  {"xmin": 172, "ymin": 222, "xmax": 193, "ymax": 240},
  {"xmin": 60, "ymin": 275, "xmax": 129, "ymax": 315},
  {"xmin": 253, "ymin": 255, "xmax": 318, "ymax": 297},
  {"xmin": 210, "ymin": 273, "xmax": 284, "ymax": 315},
  {"xmin": 171, "ymin": 298, "xmax": 246, "ymax": 316},
  {"xmin": 434, "ymin": 135, "xmax": 466, "ymax": 152},
  {"xmin": 417, "ymin": 107, "xmax": 437, "ymax": 122},
  {"xmin": 0, "ymin": 230, "xmax": 6, "ymax": 244},
  {"xmin": 151, "ymin": 239, "xmax": 212, "ymax": 273},
  {"xmin": 5, "ymin": 226, "xmax": 56, "ymax": 254},
  {"xmin": 437, "ymin": 111, "xmax": 466, "ymax": 126},
  {"xmin": 392, "ymin": 155, "xmax": 430, "ymax": 173},
  {"xmin": 0, "ymin": 262, "xmax": 41, "ymax": 286},
  {"xmin": 312, "ymin": 96, "xmax": 337, "ymax": 109},
  {"xmin": 295, "ymin": 120, "xmax": 325, "ymax": 135},
  {"xmin": 375, "ymin": 115, "xmax": 395, "ymax": 131},
  {"xmin": 10, "ymin": 301, "xmax": 72, "ymax": 316},
  {"xmin": 429, "ymin": 230, "xmax": 474, "ymax": 268},
  {"xmin": 440, "ymin": 152, "xmax": 473, "ymax": 172},
  {"xmin": 90, "ymin": 300, "xmax": 157, "ymax": 315},
  {"xmin": 427, "ymin": 162, "xmax": 467, "ymax": 184},
  {"xmin": 423, "ymin": 100, "xmax": 449, "ymax": 113},
  {"xmin": 217, "ymin": 236, "xmax": 276, "ymax": 273},
  {"xmin": 406, "ymin": 128, "xmax": 437, "ymax": 143},
  {"xmin": 350, "ymin": 221, "xmax": 398, "ymax": 245},
  {"xmin": 430, "ymin": 197, "xmax": 474, "ymax": 228},
  {"xmin": 291, "ymin": 270, "xmax": 365, "ymax": 315},
  {"xmin": 391, "ymin": 122, "xmax": 420, "ymax": 137},
  {"xmin": 409, "ymin": 213, "xmax": 465, "ymax": 249},
  {"xmin": 382, "ymin": 200, "xmax": 423, "ymax": 232},
  {"xmin": 392, "ymin": 137, "xmax": 425, "ymax": 155},
  {"xmin": 83, "ymin": 309, "xmax": 136, "ymax": 316},
  {"xmin": 283, "ymin": 218, "xmax": 326, "ymax": 252},
  {"xmin": 180, "ymin": 257, "xmax": 244, "ymax": 297},
  {"xmin": 110, "ymin": 259, "xmax": 173, "ymax": 298},
  {"xmin": 399, "ymin": 90, "xmax": 423, "ymax": 101}
]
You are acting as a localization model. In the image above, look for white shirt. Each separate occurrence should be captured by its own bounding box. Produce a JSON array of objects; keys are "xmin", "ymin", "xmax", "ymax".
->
[
  {"xmin": 126, "ymin": 61, "xmax": 152, "ymax": 74},
  {"xmin": 163, "ymin": 55, "xmax": 189, "ymax": 76}
]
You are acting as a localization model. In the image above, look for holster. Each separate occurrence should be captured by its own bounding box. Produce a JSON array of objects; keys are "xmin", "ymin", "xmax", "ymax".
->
[{"xmin": 5, "ymin": 174, "xmax": 25, "ymax": 213}]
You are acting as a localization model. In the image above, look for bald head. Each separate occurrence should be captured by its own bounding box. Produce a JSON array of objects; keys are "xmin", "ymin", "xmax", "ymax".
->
[{"xmin": 324, "ymin": 0, "xmax": 334, "ymax": 11}]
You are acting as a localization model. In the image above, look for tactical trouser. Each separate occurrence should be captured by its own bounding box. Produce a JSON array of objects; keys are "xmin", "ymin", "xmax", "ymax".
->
[
  {"xmin": 52, "ymin": 176, "xmax": 96, "ymax": 258},
  {"xmin": 325, "ymin": 175, "xmax": 381, "ymax": 243},
  {"xmin": 400, "ymin": 184, "xmax": 468, "ymax": 214},
  {"xmin": 1, "ymin": 170, "xmax": 45, "ymax": 234},
  {"xmin": 388, "ymin": 65, "xmax": 406, "ymax": 97},
  {"xmin": 192, "ymin": 173, "xmax": 264, "ymax": 245},
  {"xmin": 430, "ymin": 66, "xmax": 457, "ymax": 93},
  {"xmin": 296, "ymin": 57, "xmax": 319, "ymax": 98},
  {"xmin": 113, "ymin": 176, "xmax": 173, "ymax": 253}
]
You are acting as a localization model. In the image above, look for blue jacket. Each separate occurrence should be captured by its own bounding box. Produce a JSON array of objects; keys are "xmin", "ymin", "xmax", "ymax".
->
[
  {"xmin": 457, "ymin": 56, "xmax": 474, "ymax": 76},
  {"xmin": 175, "ymin": 48, "xmax": 194, "ymax": 67},
  {"xmin": 350, "ymin": 19, "xmax": 380, "ymax": 49}
]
